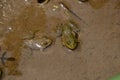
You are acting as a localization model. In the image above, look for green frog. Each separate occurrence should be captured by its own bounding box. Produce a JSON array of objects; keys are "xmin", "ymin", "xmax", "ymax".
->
[{"xmin": 56, "ymin": 21, "xmax": 80, "ymax": 50}]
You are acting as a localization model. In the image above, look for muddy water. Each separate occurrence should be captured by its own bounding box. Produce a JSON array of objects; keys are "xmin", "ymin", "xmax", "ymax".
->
[
  {"xmin": 9, "ymin": 4, "xmax": 46, "ymax": 38},
  {"xmin": 0, "ymin": 0, "xmax": 120, "ymax": 80},
  {"xmin": 0, "ymin": 1, "xmax": 47, "ymax": 75},
  {"xmin": 89, "ymin": 0, "xmax": 109, "ymax": 9}
]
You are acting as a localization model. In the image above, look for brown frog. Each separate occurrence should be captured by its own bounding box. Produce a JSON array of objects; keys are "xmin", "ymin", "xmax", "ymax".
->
[{"xmin": 24, "ymin": 36, "xmax": 52, "ymax": 51}]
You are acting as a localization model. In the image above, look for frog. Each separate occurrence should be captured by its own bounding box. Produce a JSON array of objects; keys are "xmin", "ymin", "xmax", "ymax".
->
[
  {"xmin": 56, "ymin": 21, "xmax": 80, "ymax": 50},
  {"xmin": 0, "ymin": 52, "xmax": 16, "ymax": 66},
  {"xmin": 24, "ymin": 36, "xmax": 52, "ymax": 51}
]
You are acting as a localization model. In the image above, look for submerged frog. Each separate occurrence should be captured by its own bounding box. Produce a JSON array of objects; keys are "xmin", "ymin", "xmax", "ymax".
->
[
  {"xmin": 56, "ymin": 21, "xmax": 80, "ymax": 50},
  {"xmin": 0, "ymin": 52, "xmax": 16, "ymax": 66},
  {"xmin": 24, "ymin": 36, "xmax": 52, "ymax": 51}
]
